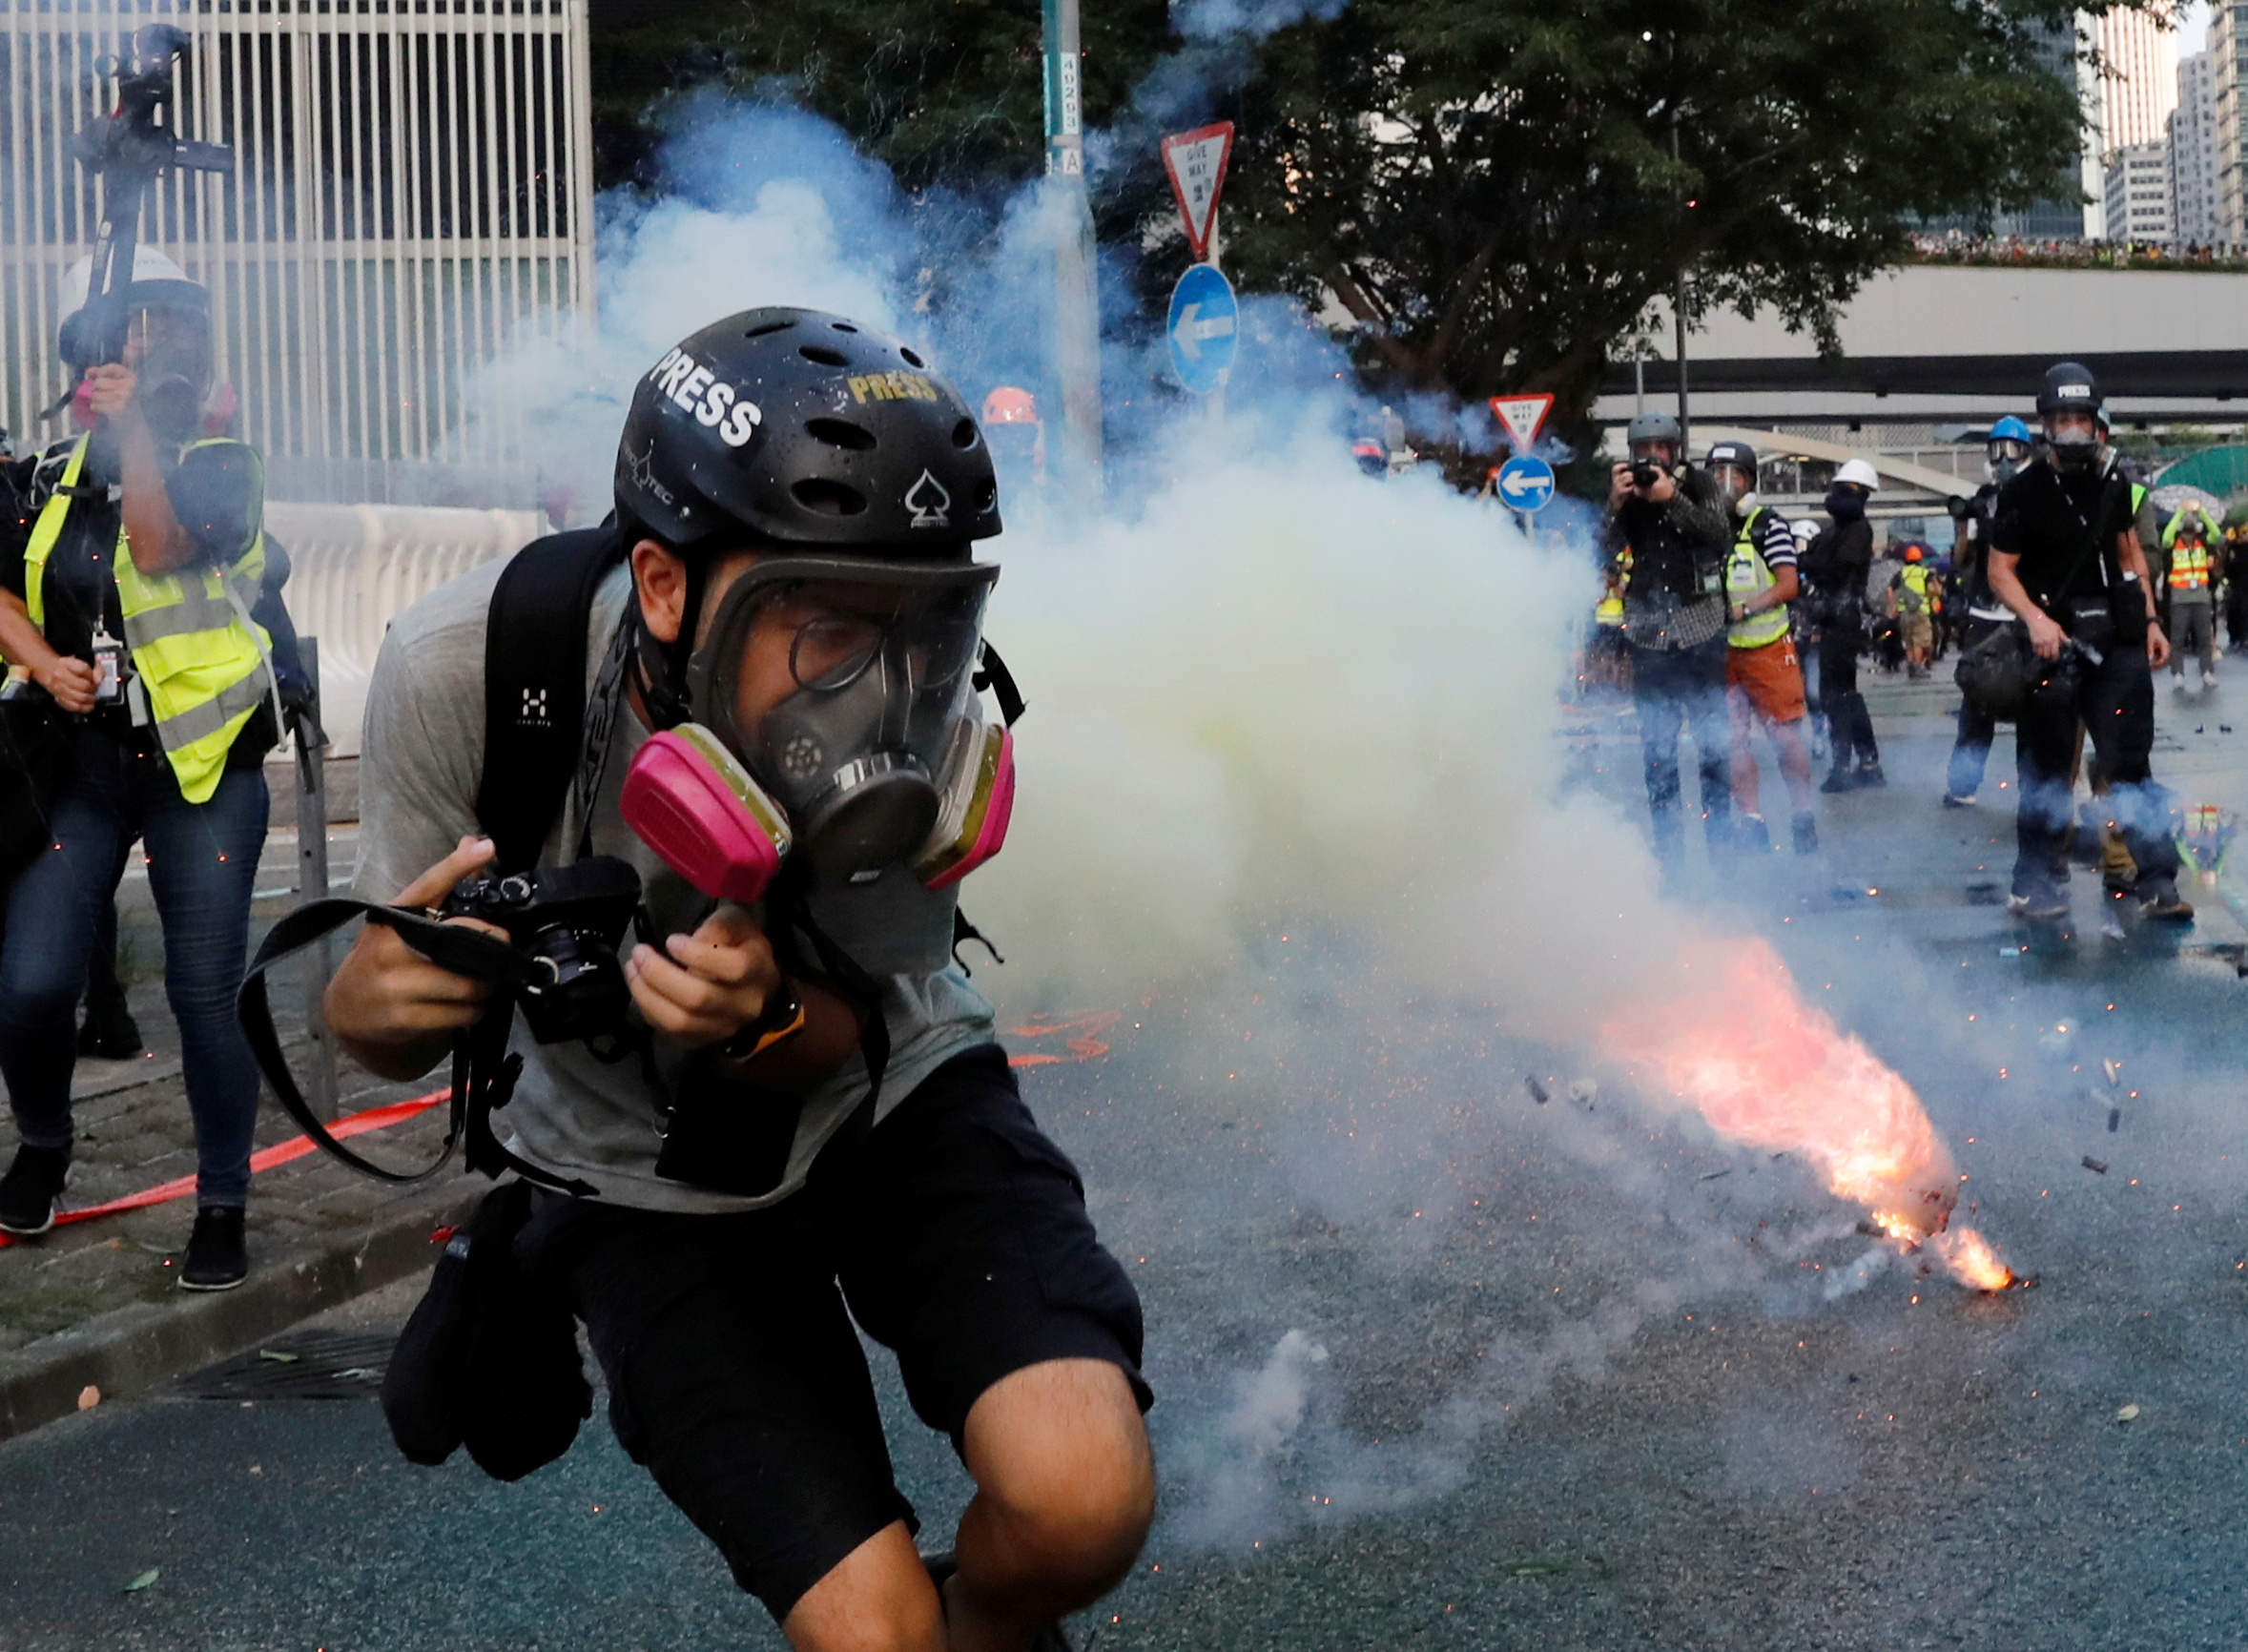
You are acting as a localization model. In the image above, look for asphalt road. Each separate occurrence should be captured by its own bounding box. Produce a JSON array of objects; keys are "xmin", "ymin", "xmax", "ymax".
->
[{"xmin": 10, "ymin": 680, "xmax": 2248, "ymax": 1651}]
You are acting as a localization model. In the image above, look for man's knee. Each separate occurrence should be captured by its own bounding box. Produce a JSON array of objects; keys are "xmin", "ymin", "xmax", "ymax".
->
[{"xmin": 963, "ymin": 1359, "xmax": 1155, "ymax": 1589}]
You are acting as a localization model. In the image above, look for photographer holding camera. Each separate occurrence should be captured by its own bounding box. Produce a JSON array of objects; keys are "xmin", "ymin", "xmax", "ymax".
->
[
  {"xmin": 1985, "ymin": 362, "xmax": 2189, "ymax": 924},
  {"xmin": 0, "ymin": 248, "xmax": 278, "ymax": 1286},
  {"xmin": 1607, "ymin": 410, "xmax": 1737, "ymax": 878},
  {"xmin": 322, "ymin": 311, "xmax": 1152, "ymax": 1652}
]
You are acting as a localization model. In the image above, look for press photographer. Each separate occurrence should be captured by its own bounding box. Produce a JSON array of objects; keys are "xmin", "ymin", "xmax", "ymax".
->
[
  {"xmin": 0, "ymin": 242, "xmax": 278, "ymax": 1289},
  {"xmin": 317, "ymin": 311, "xmax": 1154, "ymax": 1652},
  {"xmin": 1607, "ymin": 410, "xmax": 1737, "ymax": 878},
  {"xmin": 1984, "ymin": 362, "xmax": 2190, "ymax": 924}
]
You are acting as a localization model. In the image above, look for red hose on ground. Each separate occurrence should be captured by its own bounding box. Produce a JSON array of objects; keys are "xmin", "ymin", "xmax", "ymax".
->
[{"xmin": 0, "ymin": 1088, "xmax": 448, "ymax": 1250}]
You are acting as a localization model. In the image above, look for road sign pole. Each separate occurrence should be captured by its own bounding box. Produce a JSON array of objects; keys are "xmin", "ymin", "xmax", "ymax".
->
[
  {"xmin": 1042, "ymin": 0, "xmax": 1103, "ymax": 492},
  {"xmin": 1206, "ymin": 212, "xmax": 1225, "ymax": 425}
]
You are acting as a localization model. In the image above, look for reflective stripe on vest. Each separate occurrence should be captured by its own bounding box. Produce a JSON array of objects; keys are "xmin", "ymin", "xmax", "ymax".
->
[
  {"xmin": 23, "ymin": 436, "xmax": 272, "ymax": 806},
  {"xmin": 1724, "ymin": 508, "xmax": 1790, "ymax": 648},
  {"xmin": 2170, "ymin": 543, "xmax": 2212, "ymax": 590}
]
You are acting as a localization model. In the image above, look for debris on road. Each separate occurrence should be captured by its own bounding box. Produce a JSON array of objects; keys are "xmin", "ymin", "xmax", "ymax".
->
[{"xmin": 2082, "ymin": 1157, "xmax": 2109, "ymax": 1175}]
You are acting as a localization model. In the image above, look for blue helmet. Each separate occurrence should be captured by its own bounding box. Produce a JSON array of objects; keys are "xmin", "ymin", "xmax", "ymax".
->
[{"xmin": 1990, "ymin": 416, "xmax": 2032, "ymax": 444}]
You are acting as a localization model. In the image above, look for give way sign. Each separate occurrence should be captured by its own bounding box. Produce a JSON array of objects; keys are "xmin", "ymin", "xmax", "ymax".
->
[
  {"xmin": 1161, "ymin": 122, "xmax": 1235, "ymax": 262},
  {"xmin": 1489, "ymin": 393, "xmax": 1555, "ymax": 452}
]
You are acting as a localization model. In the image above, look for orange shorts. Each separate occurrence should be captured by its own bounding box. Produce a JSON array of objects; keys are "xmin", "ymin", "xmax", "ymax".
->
[{"xmin": 1727, "ymin": 637, "xmax": 1807, "ymax": 724}]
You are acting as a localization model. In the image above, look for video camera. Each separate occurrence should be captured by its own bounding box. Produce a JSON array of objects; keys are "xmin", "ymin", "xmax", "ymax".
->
[{"xmin": 48, "ymin": 27, "xmax": 231, "ymax": 408}]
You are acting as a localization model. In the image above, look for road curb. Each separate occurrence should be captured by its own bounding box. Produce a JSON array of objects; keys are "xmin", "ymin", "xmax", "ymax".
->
[{"xmin": 0, "ymin": 1183, "xmax": 482, "ymax": 1445}]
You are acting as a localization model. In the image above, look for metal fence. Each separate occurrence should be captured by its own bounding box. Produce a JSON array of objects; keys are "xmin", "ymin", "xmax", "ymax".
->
[{"xmin": 0, "ymin": 0, "xmax": 595, "ymax": 495}]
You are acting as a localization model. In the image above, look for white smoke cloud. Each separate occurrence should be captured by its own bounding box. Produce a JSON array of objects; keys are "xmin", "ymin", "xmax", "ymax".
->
[{"xmin": 458, "ymin": 93, "xmax": 2036, "ymax": 1555}]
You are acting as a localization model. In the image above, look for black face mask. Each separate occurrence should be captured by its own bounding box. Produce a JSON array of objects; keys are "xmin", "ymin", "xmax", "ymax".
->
[
  {"xmin": 135, "ymin": 342, "xmax": 211, "ymax": 444},
  {"xmin": 1825, "ymin": 487, "xmax": 1866, "ymax": 523}
]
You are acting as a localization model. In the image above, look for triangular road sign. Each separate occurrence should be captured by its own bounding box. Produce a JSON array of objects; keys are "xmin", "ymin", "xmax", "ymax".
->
[
  {"xmin": 1162, "ymin": 122, "xmax": 1236, "ymax": 262},
  {"xmin": 1489, "ymin": 393, "xmax": 1555, "ymax": 452}
]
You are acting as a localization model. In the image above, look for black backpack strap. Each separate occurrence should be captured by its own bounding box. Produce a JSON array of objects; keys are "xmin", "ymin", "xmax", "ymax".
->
[
  {"xmin": 235, "ymin": 897, "xmax": 597, "ymax": 1196},
  {"xmin": 476, "ymin": 527, "xmax": 628, "ymax": 873}
]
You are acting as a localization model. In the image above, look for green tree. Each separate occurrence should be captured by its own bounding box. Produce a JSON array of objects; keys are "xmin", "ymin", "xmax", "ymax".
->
[
  {"xmin": 1216, "ymin": 0, "xmax": 2143, "ymax": 426},
  {"xmin": 588, "ymin": 0, "xmax": 1166, "ymax": 195}
]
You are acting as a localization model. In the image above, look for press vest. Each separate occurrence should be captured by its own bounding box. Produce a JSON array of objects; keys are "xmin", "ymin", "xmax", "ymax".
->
[
  {"xmin": 23, "ymin": 436, "xmax": 273, "ymax": 805},
  {"xmin": 2170, "ymin": 542, "xmax": 2213, "ymax": 591},
  {"xmin": 1724, "ymin": 507, "xmax": 1790, "ymax": 649}
]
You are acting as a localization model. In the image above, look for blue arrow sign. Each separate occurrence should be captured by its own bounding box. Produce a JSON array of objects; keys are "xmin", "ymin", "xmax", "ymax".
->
[
  {"xmin": 1495, "ymin": 454, "xmax": 1557, "ymax": 511},
  {"xmin": 1167, "ymin": 263, "xmax": 1239, "ymax": 395}
]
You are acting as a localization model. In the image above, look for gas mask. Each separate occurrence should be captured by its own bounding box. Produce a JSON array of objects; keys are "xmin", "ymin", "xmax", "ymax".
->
[
  {"xmin": 1986, "ymin": 436, "xmax": 2030, "ymax": 485},
  {"xmin": 621, "ymin": 555, "xmax": 1015, "ymax": 900}
]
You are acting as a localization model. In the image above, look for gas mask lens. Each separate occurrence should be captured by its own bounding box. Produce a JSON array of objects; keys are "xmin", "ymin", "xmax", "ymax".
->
[
  {"xmin": 1989, "ymin": 438, "xmax": 2030, "ymax": 465},
  {"xmin": 692, "ymin": 558, "xmax": 999, "ymax": 882}
]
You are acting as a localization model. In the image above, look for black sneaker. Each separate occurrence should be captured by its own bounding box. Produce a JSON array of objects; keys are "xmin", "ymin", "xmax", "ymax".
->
[
  {"xmin": 1819, "ymin": 768, "xmax": 1857, "ymax": 795},
  {"xmin": 76, "ymin": 1003, "xmax": 143, "ymax": 1062},
  {"xmin": 1791, "ymin": 813, "xmax": 1819, "ymax": 855},
  {"xmin": 179, "ymin": 1206, "xmax": 249, "ymax": 1291},
  {"xmin": 1855, "ymin": 763, "xmax": 1887, "ymax": 788},
  {"xmin": 1942, "ymin": 791, "xmax": 1976, "ymax": 809},
  {"xmin": 0, "ymin": 1144, "xmax": 70, "ymax": 1236}
]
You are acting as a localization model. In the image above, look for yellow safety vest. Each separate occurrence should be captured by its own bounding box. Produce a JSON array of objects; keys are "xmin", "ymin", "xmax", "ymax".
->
[
  {"xmin": 1724, "ymin": 508, "xmax": 1790, "ymax": 649},
  {"xmin": 24, "ymin": 436, "xmax": 273, "ymax": 806},
  {"xmin": 1898, "ymin": 563, "xmax": 1930, "ymax": 609},
  {"xmin": 2170, "ymin": 542, "xmax": 2212, "ymax": 590}
]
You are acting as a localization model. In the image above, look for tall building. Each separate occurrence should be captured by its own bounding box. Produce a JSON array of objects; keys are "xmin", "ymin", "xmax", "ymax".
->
[
  {"xmin": 2105, "ymin": 140, "xmax": 2175, "ymax": 241},
  {"xmin": 2095, "ymin": 6, "xmax": 2181, "ymax": 153},
  {"xmin": 2171, "ymin": 47, "xmax": 2224, "ymax": 245},
  {"xmin": 2218, "ymin": 2, "xmax": 2248, "ymax": 243},
  {"xmin": 0, "ymin": 3, "xmax": 597, "ymax": 498}
]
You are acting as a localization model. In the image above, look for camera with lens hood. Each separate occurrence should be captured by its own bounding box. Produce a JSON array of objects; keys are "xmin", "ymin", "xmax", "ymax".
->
[
  {"xmin": 440, "ymin": 857, "xmax": 642, "ymax": 1044},
  {"xmin": 1630, "ymin": 461, "xmax": 1661, "ymax": 490}
]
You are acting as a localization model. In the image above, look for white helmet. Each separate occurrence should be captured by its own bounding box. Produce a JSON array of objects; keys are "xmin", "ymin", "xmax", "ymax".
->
[
  {"xmin": 1787, "ymin": 516, "xmax": 1820, "ymax": 547},
  {"xmin": 1834, "ymin": 457, "xmax": 1881, "ymax": 491},
  {"xmin": 60, "ymin": 245, "xmax": 197, "ymax": 315}
]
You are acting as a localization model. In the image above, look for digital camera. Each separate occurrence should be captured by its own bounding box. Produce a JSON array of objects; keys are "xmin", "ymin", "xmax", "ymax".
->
[
  {"xmin": 1630, "ymin": 461, "xmax": 1661, "ymax": 490},
  {"xmin": 440, "ymin": 857, "xmax": 641, "ymax": 1044}
]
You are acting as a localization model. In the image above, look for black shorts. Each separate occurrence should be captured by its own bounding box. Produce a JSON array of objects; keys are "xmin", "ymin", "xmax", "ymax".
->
[{"xmin": 516, "ymin": 1043, "xmax": 1149, "ymax": 1622}]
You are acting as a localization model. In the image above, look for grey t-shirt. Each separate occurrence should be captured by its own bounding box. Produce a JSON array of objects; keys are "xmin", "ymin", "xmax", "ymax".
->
[{"xmin": 352, "ymin": 555, "xmax": 998, "ymax": 1213}]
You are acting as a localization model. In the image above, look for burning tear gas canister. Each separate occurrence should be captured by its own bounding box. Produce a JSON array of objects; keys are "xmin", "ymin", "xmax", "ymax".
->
[{"xmin": 1601, "ymin": 937, "xmax": 2013, "ymax": 1291}]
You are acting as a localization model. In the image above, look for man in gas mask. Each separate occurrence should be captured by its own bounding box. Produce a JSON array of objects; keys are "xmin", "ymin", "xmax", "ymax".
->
[
  {"xmin": 1799, "ymin": 458, "xmax": 1884, "ymax": 790},
  {"xmin": 1607, "ymin": 411, "xmax": 1736, "ymax": 878},
  {"xmin": 324, "ymin": 311, "xmax": 1152, "ymax": 1652},
  {"xmin": 1985, "ymin": 361, "xmax": 2189, "ymax": 923},
  {"xmin": 1942, "ymin": 417, "xmax": 2032, "ymax": 806}
]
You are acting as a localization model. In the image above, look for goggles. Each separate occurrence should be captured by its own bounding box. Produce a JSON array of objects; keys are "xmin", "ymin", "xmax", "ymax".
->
[{"xmin": 1987, "ymin": 438, "xmax": 2030, "ymax": 465}]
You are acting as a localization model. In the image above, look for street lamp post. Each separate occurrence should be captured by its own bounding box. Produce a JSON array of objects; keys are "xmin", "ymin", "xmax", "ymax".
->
[{"xmin": 1042, "ymin": 0, "xmax": 1104, "ymax": 490}]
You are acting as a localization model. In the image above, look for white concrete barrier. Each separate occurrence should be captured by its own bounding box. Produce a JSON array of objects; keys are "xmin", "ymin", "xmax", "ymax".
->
[{"xmin": 263, "ymin": 502, "xmax": 542, "ymax": 756}]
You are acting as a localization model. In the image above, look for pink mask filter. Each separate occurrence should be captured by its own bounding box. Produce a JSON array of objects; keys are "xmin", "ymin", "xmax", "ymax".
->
[
  {"xmin": 621, "ymin": 724, "xmax": 793, "ymax": 903},
  {"xmin": 913, "ymin": 722, "xmax": 1015, "ymax": 890}
]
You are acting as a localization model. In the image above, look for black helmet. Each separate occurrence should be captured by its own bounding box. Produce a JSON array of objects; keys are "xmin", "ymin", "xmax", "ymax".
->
[
  {"xmin": 613, "ymin": 307, "xmax": 1000, "ymax": 555},
  {"xmin": 1704, "ymin": 440, "xmax": 1757, "ymax": 471},
  {"xmin": 2035, "ymin": 361, "xmax": 2101, "ymax": 421}
]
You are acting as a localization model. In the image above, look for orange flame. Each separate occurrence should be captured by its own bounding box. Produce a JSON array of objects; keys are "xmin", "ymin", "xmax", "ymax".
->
[{"xmin": 1601, "ymin": 936, "xmax": 2011, "ymax": 1290}]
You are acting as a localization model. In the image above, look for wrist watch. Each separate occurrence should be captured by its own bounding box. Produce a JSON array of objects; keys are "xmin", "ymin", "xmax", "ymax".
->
[{"xmin": 719, "ymin": 981, "xmax": 807, "ymax": 1063}]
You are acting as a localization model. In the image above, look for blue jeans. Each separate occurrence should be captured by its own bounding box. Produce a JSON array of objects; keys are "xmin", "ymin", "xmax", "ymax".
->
[{"xmin": 0, "ymin": 729, "xmax": 269, "ymax": 1205}]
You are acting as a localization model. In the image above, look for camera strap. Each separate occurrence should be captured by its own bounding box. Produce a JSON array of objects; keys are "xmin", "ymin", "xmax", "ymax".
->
[{"xmin": 235, "ymin": 897, "xmax": 597, "ymax": 1196}]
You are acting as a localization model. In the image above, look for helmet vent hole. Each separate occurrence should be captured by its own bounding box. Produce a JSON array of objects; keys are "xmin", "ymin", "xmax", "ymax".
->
[
  {"xmin": 807, "ymin": 417, "xmax": 877, "ymax": 451},
  {"xmin": 974, "ymin": 481, "xmax": 997, "ymax": 511},
  {"xmin": 951, "ymin": 419, "xmax": 979, "ymax": 450},
  {"xmin": 798, "ymin": 344, "xmax": 851, "ymax": 367},
  {"xmin": 790, "ymin": 478, "xmax": 870, "ymax": 517},
  {"xmin": 745, "ymin": 319, "xmax": 795, "ymax": 339},
  {"xmin": 899, "ymin": 346, "xmax": 927, "ymax": 369},
  {"xmin": 831, "ymin": 320, "xmax": 860, "ymax": 334}
]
